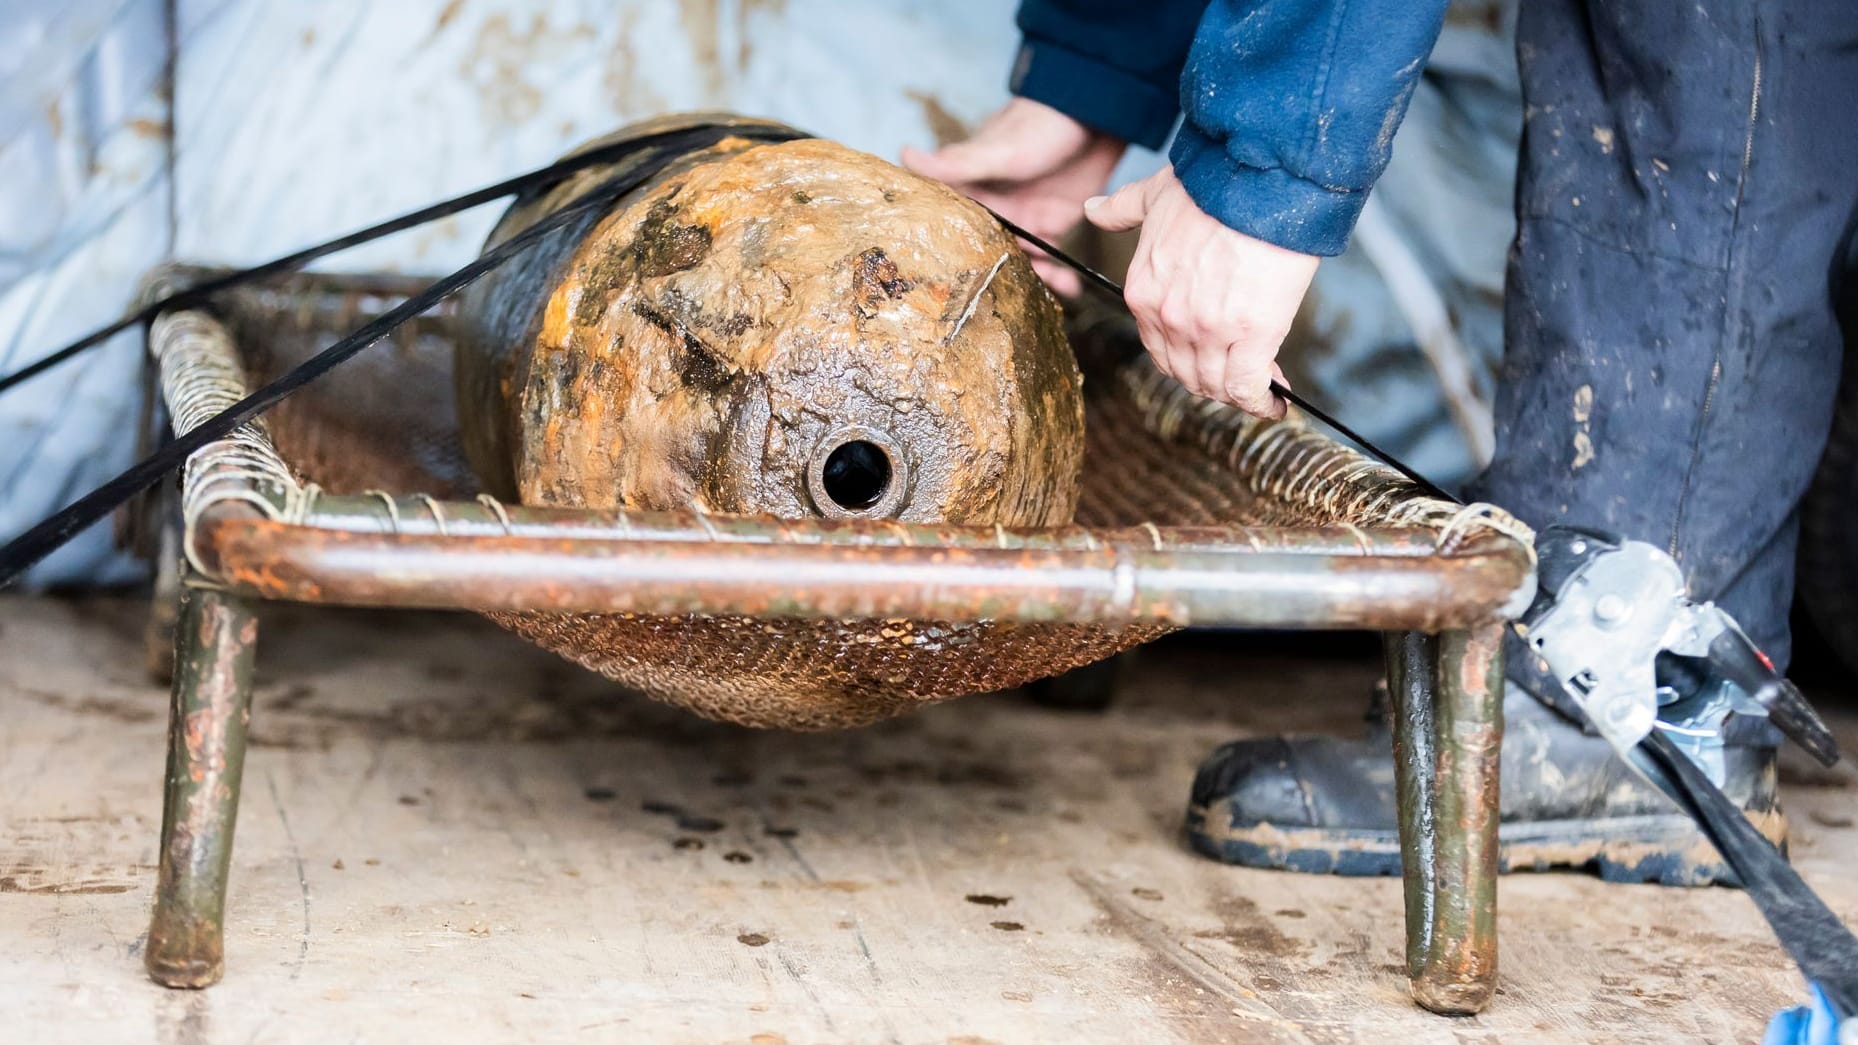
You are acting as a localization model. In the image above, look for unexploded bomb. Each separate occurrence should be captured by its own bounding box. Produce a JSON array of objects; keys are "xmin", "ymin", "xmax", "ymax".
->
[
  {"xmin": 455, "ymin": 114, "xmax": 1084, "ymax": 529},
  {"xmin": 451, "ymin": 114, "xmax": 1095, "ymax": 728}
]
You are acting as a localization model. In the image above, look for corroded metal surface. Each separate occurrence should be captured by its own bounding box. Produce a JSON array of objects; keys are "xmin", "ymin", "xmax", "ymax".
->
[
  {"xmin": 286, "ymin": 493, "xmax": 1470, "ymax": 552},
  {"xmin": 197, "ymin": 514, "xmax": 1528, "ymax": 631},
  {"xmin": 1386, "ymin": 625, "xmax": 1505, "ymax": 1015},
  {"xmin": 142, "ymin": 503, "xmax": 184, "ymax": 685},
  {"xmin": 455, "ymin": 115, "xmax": 1084, "ymax": 527},
  {"xmin": 145, "ymin": 585, "xmax": 259, "ymax": 989},
  {"xmin": 442, "ymin": 117, "xmax": 1096, "ymax": 725},
  {"xmin": 193, "ymin": 510, "xmax": 1522, "ymax": 729}
]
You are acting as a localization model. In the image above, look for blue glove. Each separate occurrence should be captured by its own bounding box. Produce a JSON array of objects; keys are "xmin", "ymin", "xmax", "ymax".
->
[{"xmin": 1764, "ymin": 985, "xmax": 1848, "ymax": 1045}]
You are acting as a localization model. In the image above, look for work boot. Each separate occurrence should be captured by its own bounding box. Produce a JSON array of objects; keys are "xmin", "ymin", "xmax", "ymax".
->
[{"xmin": 1185, "ymin": 684, "xmax": 1787, "ymax": 886}]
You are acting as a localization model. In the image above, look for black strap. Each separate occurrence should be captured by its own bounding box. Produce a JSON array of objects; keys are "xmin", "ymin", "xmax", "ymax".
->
[
  {"xmin": 0, "ymin": 122, "xmax": 800, "ymax": 585},
  {"xmin": 0, "ymin": 122, "xmax": 1449, "ymax": 585},
  {"xmin": 1512, "ymin": 632, "xmax": 1858, "ymax": 1021},
  {"xmin": 0, "ymin": 123, "xmax": 798, "ymax": 397},
  {"xmin": 1637, "ymin": 730, "xmax": 1858, "ymax": 1018}
]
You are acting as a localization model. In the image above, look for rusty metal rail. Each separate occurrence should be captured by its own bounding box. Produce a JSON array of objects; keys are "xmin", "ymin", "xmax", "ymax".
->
[{"xmin": 195, "ymin": 508, "xmax": 1527, "ymax": 631}]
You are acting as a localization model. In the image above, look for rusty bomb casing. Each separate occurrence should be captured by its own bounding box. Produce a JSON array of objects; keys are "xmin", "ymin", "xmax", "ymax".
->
[
  {"xmin": 455, "ymin": 115, "xmax": 1084, "ymax": 528},
  {"xmin": 448, "ymin": 115, "xmax": 1090, "ymax": 729}
]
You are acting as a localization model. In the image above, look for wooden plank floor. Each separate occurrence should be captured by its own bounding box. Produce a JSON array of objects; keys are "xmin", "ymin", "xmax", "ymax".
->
[{"xmin": 2, "ymin": 595, "xmax": 1854, "ymax": 1043}]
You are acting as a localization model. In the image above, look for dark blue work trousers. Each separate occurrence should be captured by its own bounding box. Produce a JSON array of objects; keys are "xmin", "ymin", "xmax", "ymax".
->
[{"xmin": 1469, "ymin": 0, "xmax": 1858, "ymax": 665}]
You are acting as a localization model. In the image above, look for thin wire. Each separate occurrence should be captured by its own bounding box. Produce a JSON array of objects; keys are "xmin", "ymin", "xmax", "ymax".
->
[{"xmin": 985, "ymin": 209, "xmax": 1460, "ymax": 504}]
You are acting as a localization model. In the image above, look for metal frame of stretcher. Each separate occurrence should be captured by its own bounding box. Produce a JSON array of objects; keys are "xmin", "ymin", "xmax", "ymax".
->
[{"xmin": 133, "ymin": 264, "xmax": 1534, "ymax": 1015}]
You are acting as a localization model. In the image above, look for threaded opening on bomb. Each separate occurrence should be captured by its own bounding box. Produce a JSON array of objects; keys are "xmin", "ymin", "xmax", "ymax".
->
[
  {"xmin": 821, "ymin": 440, "xmax": 891, "ymax": 510},
  {"xmin": 806, "ymin": 426, "xmax": 909, "ymax": 519}
]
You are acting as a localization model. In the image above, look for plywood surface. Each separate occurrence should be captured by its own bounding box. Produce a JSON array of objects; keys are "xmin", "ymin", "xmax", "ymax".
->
[{"xmin": 1, "ymin": 596, "xmax": 1854, "ymax": 1043}]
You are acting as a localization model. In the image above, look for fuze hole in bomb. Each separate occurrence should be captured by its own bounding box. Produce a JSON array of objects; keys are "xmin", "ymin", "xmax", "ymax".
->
[{"xmin": 821, "ymin": 440, "xmax": 892, "ymax": 511}]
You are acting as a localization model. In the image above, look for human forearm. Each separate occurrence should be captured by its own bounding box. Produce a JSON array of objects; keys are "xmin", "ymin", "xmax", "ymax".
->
[
  {"xmin": 1011, "ymin": 0, "xmax": 1209, "ymax": 149},
  {"xmin": 1170, "ymin": 0, "xmax": 1451, "ymax": 256}
]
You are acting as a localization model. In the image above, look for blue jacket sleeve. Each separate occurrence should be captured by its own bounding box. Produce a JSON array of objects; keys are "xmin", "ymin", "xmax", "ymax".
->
[
  {"xmin": 1170, "ymin": 0, "xmax": 1450, "ymax": 256},
  {"xmin": 1010, "ymin": 0, "xmax": 1209, "ymax": 150}
]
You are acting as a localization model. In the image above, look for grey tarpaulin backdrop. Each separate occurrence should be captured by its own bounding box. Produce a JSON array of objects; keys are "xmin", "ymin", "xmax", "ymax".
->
[{"xmin": 0, "ymin": 0, "xmax": 1519, "ymax": 587}]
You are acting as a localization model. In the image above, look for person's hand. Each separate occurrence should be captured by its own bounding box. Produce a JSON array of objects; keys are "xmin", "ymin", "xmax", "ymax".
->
[
  {"xmin": 1085, "ymin": 166, "xmax": 1319, "ymax": 419},
  {"xmin": 901, "ymin": 98, "xmax": 1125, "ymax": 296}
]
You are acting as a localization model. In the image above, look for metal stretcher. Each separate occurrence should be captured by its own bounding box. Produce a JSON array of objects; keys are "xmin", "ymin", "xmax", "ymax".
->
[{"xmin": 135, "ymin": 264, "xmax": 1534, "ymax": 1014}]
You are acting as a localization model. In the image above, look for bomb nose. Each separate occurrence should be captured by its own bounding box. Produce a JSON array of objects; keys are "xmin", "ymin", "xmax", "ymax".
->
[{"xmin": 807, "ymin": 426, "xmax": 909, "ymax": 518}]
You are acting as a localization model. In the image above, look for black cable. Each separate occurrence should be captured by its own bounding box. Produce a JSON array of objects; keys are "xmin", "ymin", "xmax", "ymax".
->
[
  {"xmin": 987, "ymin": 210, "xmax": 1461, "ymax": 504},
  {"xmin": 0, "ymin": 123, "xmax": 800, "ymax": 587},
  {"xmin": 0, "ymin": 124, "xmax": 798, "ymax": 397},
  {"xmin": 0, "ymin": 121, "xmax": 1452, "ymax": 585},
  {"xmin": 1637, "ymin": 731, "xmax": 1858, "ymax": 1018}
]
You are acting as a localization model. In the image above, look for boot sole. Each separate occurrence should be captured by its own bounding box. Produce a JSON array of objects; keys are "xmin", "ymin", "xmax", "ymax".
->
[{"xmin": 1185, "ymin": 802, "xmax": 1789, "ymax": 887}]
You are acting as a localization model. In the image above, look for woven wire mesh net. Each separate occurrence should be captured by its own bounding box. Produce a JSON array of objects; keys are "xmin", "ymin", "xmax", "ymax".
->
[{"xmin": 211, "ymin": 273, "xmax": 1446, "ymax": 729}]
